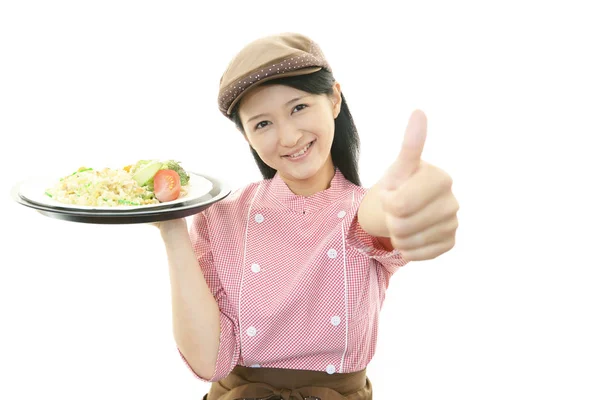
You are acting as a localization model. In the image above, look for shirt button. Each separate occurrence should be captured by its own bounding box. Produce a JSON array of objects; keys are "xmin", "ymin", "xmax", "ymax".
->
[
  {"xmin": 251, "ymin": 263, "xmax": 261, "ymax": 273},
  {"xmin": 326, "ymin": 364, "xmax": 336, "ymax": 374},
  {"xmin": 246, "ymin": 326, "xmax": 257, "ymax": 337},
  {"xmin": 337, "ymin": 210, "xmax": 346, "ymax": 218},
  {"xmin": 254, "ymin": 214, "xmax": 264, "ymax": 223},
  {"xmin": 331, "ymin": 316, "xmax": 341, "ymax": 326},
  {"xmin": 327, "ymin": 249, "xmax": 338, "ymax": 259}
]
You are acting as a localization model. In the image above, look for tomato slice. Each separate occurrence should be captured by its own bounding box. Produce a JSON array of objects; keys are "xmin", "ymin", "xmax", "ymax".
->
[{"xmin": 153, "ymin": 169, "xmax": 181, "ymax": 202}]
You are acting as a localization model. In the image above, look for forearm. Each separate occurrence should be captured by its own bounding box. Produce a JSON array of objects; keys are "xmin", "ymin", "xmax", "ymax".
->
[
  {"xmin": 160, "ymin": 220, "xmax": 221, "ymax": 380},
  {"xmin": 357, "ymin": 182, "xmax": 390, "ymax": 238}
]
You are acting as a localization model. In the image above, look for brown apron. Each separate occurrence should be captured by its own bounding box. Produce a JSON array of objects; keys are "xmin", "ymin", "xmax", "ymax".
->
[{"xmin": 202, "ymin": 365, "xmax": 372, "ymax": 400}]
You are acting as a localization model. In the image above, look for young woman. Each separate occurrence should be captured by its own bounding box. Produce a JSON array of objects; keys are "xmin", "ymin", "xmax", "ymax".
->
[{"xmin": 158, "ymin": 32, "xmax": 459, "ymax": 400}]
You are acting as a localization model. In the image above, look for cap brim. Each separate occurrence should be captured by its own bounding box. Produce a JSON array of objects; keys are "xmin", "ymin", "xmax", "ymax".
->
[{"xmin": 226, "ymin": 66, "xmax": 322, "ymax": 115}]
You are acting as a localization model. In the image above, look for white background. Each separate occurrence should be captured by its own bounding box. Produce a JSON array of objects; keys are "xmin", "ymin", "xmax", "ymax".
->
[{"xmin": 1, "ymin": 1, "xmax": 599, "ymax": 399}]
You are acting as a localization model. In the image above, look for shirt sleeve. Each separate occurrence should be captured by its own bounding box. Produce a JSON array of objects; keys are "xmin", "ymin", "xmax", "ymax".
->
[
  {"xmin": 177, "ymin": 211, "xmax": 240, "ymax": 382},
  {"xmin": 346, "ymin": 195, "xmax": 409, "ymax": 275}
]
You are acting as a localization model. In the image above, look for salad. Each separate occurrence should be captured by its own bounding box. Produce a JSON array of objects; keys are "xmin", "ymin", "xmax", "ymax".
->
[{"xmin": 44, "ymin": 160, "xmax": 191, "ymax": 207}]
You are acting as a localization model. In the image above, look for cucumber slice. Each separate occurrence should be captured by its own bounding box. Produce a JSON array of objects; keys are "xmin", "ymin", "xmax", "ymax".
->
[{"xmin": 132, "ymin": 161, "xmax": 162, "ymax": 186}]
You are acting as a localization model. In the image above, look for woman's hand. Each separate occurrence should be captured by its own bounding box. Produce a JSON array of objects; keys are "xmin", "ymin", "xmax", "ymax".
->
[
  {"xmin": 379, "ymin": 110, "xmax": 459, "ymax": 261},
  {"xmin": 152, "ymin": 218, "xmax": 188, "ymax": 238}
]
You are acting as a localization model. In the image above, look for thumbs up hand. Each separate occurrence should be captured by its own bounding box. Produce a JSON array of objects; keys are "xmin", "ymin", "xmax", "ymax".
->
[{"xmin": 377, "ymin": 110, "xmax": 459, "ymax": 261}]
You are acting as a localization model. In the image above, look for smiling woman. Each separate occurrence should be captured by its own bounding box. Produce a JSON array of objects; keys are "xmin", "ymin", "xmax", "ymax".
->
[{"xmin": 153, "ymin": 32, "xmax": 459, "ymax": 400}]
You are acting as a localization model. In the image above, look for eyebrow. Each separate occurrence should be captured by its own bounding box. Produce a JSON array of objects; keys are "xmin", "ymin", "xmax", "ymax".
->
[{"xmin": 246, "ymin": 96, "xmax": 309, "ymax": 124}]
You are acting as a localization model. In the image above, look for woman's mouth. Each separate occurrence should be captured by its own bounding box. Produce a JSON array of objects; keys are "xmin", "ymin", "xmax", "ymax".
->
[{"xmin": 283, "ymin": 140, "xmax": 315, "ymax": 160}]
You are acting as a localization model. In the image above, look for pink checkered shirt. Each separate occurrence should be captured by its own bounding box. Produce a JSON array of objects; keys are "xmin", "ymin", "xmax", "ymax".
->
[{"xmin": 180, "ymin": 168, "xmax": 408, "ymax": 382}]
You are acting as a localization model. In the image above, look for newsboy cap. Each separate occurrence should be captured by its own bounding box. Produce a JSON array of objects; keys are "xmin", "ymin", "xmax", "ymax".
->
[{"xmin": 218, "ymin": 32, "xmax": 332, "ymax": 117}]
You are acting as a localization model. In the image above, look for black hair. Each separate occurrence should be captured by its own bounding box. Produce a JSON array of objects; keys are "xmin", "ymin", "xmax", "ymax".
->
[{"xmin": 229, "ymin": 69, "xmax": 361, "ymax": 186}]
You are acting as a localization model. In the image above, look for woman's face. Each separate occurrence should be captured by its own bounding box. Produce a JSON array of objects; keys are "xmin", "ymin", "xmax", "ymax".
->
[{"xmin": 238, "ymin": 82, "xmax": 342, "ymax": 194}]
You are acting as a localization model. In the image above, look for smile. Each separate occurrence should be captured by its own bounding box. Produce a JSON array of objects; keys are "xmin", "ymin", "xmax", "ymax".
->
[{"xmin": 283, "ymin": 140, "xmax": 315, "ymax": 159}]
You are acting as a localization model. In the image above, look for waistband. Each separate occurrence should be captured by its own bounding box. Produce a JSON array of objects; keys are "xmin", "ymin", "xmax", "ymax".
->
[{"xmin": 206, "ymin": 365, "xmax": 372, "ymax": 400}]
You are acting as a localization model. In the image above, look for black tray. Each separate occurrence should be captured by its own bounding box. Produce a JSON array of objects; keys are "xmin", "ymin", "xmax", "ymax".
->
[{"xmin": 11, "ymin": 173, "xmax": 231, "ymax": 224}]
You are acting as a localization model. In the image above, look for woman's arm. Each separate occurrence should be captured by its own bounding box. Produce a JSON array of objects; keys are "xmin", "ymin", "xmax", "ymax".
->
[
  {"xmin": 357, "ymin": 181, "xmax": 394, "ymax": 250},
  {"xmin": 159, "ymin": 219, "xmax": 221, "ymax": 380}
]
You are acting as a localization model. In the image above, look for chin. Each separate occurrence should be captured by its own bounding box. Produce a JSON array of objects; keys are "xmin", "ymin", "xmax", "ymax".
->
[{"xmin": 283, "ymin": 162, "xmax": 324, "ymax": 181}]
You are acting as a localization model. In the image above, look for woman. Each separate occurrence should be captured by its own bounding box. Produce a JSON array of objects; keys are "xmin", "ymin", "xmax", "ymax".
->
[{"xmin": 158, "ymin": 32, "xmax": 459, "ymax": 399}]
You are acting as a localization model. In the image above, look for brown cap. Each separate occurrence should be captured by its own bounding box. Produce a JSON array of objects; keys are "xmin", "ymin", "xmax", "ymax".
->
[{"xmin": 218, "ymin": 32, "xmax": 332, "ymax": 117}]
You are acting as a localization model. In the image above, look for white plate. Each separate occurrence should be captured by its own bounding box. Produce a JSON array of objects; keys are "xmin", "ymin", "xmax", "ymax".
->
[{"xmin": 19, "ymin": 172, "xmax": 213, "ymax": 211}]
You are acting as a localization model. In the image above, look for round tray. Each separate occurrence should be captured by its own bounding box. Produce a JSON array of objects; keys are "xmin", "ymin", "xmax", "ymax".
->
[
  {"xmin": 19, "ymin": 171, "xmax": 215, "ymax": 212},
  {"xmin": 11, "ymin": 173, "xmax": 231, "ymax": 224}
]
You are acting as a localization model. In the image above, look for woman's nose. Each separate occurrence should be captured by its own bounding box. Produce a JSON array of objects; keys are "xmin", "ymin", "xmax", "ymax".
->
[{"xmin": 278, "ymin": 121, "xmax": 302, "ymax": 148}]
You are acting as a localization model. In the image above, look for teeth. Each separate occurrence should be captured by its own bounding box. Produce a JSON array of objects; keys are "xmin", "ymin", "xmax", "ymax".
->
[{"xmin": 289, "ymin": 142, "xmax": 312, "ymax": 158}]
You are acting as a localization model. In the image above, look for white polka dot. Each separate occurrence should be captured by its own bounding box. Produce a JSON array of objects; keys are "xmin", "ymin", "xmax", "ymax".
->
[
  {"xmin": 337, "ymin": 210, "xmax": 346, "ymax": 218},
  {"xmin": 251, "ymin": 263, "xmax": 261, "ymax": 273},
  {"xmin": 326, "ymin": 364, "xmax": 336, "ymax": 374},
  {"xmin": 331, "ymin": 316, "xmax": 341, "ymax": 326},
  {"xmin": 254, "ymin": 214, "xmax": 264, "ymax": 223},
  {"xmin": 327, "ymin": 249, "xmax": 337, "ymax": 259},
  {"xmin": 246, "ymin": 327, "xmax": 257, "ymax": 337}
]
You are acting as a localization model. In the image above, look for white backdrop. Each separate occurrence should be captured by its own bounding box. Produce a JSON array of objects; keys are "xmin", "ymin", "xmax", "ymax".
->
[{"xmin": 1, "ymin": 1, "xmax": 599, "ymax": 399}]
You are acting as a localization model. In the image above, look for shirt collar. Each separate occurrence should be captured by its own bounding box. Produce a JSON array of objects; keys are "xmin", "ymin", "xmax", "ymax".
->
[{"xmin": 269, "ymin": 168, "xmax": 349, "ymax": 214}]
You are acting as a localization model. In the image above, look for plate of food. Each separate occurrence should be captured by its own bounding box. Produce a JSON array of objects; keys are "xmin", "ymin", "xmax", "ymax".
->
[
  {"xmin": 11, "ymin": 162, "xmax": 231, "ymax": 224},
  {"xmin": 19, "ymin": 159, "xmax": 213, "ymax": 212}
]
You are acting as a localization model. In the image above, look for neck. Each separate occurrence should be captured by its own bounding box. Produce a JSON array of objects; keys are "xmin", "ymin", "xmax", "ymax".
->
[{"xmin": 281, "ymin": 159, "xmax": 336, "ymax": 197}]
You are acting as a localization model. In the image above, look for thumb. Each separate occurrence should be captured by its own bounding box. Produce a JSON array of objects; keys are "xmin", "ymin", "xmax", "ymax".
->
[{"xmin": 382, "ymin": 109, "xmax": 428, "ymax": 189}]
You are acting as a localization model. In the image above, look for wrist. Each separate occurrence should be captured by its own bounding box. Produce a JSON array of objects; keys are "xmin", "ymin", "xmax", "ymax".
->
[
  {"xmin": 159, "ymin": 218, "xmax": 188, "ymax": 240},
  {"xmin": 358, "ymin": 182, "xmax": 390, "ymax": 238}
]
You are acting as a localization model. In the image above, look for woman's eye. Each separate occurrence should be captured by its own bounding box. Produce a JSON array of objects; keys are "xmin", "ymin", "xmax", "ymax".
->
[
  {"xmin": 292, "ymin": 104, "xmax": 308, "ymax": 113},
  {"xmin": 255, "ymin": 121, "xmax": 270, "ymax": 130}
]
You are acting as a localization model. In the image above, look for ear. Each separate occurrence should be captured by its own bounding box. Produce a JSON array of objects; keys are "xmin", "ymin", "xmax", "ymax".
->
[{"xmin": 331, "ymin": 81, "xmax": 342, "ymax": 118}]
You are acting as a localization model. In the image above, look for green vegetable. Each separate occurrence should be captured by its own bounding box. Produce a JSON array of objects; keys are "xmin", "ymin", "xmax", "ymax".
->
[
  {"xmin": 118, "ymin": 199, "xmax": 140, "ymax": 206},
  {"xmin": 141, "ymin": 191, "xmax": 155, "ymax": 200},
  {"xmin": 45, "ymin": 192, "xmax": 53, "ymax": 198},
  {"xmin": 160, "ymin": 160, "xmax": 190, "ymax": 186},
  {"xmin": 131, "ymin": 160, "xmax": 162, "ymax": 186},
  {"xmin": 71, "ymin": 167, "xmax": 92, "ymax": 175},
  {"xmin": 130, "ymin": 160, "xmax": 152, "ymax": 174}
]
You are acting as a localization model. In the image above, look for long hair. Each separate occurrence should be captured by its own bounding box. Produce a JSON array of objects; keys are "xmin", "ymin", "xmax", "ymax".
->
[{"xmin": 230, "ymin": 69, "xmax": 361, "ymax": 186}]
